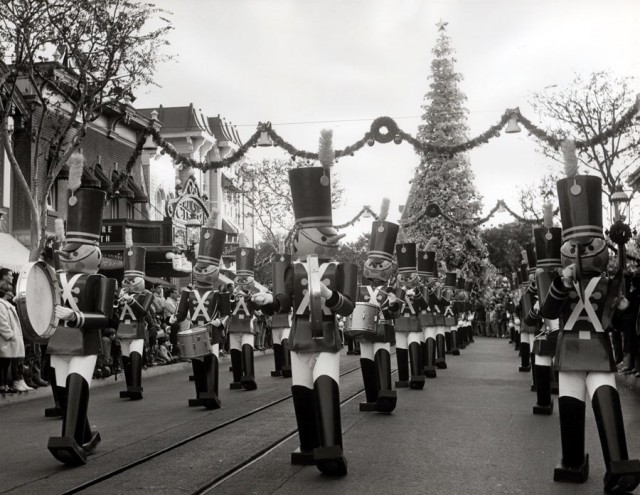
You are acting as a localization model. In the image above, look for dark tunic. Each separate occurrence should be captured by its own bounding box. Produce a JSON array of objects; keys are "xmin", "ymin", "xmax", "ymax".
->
[
  {"xmin": 174, "ymin": 287, "xmax": 231, "ymax": 346},
  {"xmin": 418, "ymin": 286, "xmax": 437, "ymax": 328},
  {"xmin": 395, "ymin": 287, "xmax": 426, "ymax": 333},
  {"xmin": 269, "ymin": 261, "xmax": 357, "ymax": 353},
  {"xmin": 116, "ymin": 290, "xmax": 153, "ymax": 340},
  {"xmin": 229, "ymin": 290, "xmax": 258, "ymax": 334},
  {"xmin": 540, "ymin": 274, "xmax": 618, "ymax": 372},
  {"xmin": 48, "ymin": 272, "xmax": 116, "ymax": 356}
]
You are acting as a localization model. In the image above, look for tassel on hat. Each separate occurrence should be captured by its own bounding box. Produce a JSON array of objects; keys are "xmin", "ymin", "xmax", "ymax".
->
[
  {"xmin": 378, "ymin": 197, "xmax": 390, "ymax": 222},
  {"xmin": 204, "ymin": 202, "xmax": 218, "ymax": 229},
  {"xmin": 425, "ymin": 236, "xmax": 437, "ymax": 252},
  {"xmin": 125, "ymin": 227, "xmax": 134, "ymax": 256},
  {"xmin": 543, "ymin": 202, "xmax": 554, "ymax": 228},
  {"xmin": 238, "ymin": 232, "xmax": 249, "ymax": 248},
  {"xmin": 439, "ymin": 260, "xmax": 448, "ymax": 274},
  {"xmin": 561, "ymin": 139, "xmax": 579, "ymax": 178},
  {"xmin": 397, "ymin": 225, "xmax": 407, "ymax": 244},
  {"xmin": 521, "ymin": 249, "xmax": 528, "ymax": 264},
  {"xmin": 318, "ymin": 129, "xmax": 334, "ymax": 169},
  {"xmin": 67, "ymin": 150, "xmax": 85, "ymax": 206},
  {"xmin": 54, "ymin": 218, "xmax": 65, "ymax": 242},
  {"xmin": 278, "ymin": 237, "xmax": 285, "ymax": 254}
]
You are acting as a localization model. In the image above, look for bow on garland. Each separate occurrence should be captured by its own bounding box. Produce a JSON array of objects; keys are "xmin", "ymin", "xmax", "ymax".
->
[
  {"xmin": 114, "ymin": 96, "xmax": 640, "ymax": 190},
  {"xmin": 402, "ymin": 200, "xmax": 560, "ymax": 228}
]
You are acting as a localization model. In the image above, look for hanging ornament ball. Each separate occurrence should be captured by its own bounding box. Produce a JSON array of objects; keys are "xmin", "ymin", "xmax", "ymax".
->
[
  {"xmin": 393, "ymin": 134, "xmax": 402, "ymax": 145},
  {"xmin": 68, "ymin": 195, "xmax": 78, "ymax": 207},
  {"xmin": 367, "ymin": 138, "xmax": 375, "ymax": 147}
]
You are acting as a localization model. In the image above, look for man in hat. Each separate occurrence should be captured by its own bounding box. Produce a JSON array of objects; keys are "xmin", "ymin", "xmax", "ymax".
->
[
  {"xmin": 540, "ymin": 170, "xmax": 640, "ymax": 493},
  {"xmin": 46, "ymin": 188, "xmax": 116, "ymax": 466},
  {"xmin": 394, "ymin": 240, "xmax": 426, "ymax": 390},
  {"xmin": 354, "ymin": 198, "xmax": 401, "ymax": 412},
  {"xmin": 252, "ymin": 154, "xmax": 357, "ymax": 476},
  {"xmin": 270, "ymin": 246, "xmax": 293, "ymax": 378},
  {"xmin": 170, "ymin": 224, "xmax": 230, "ymax": 409},
  {"xmin": 115, "ymin": 229, "xmax": 153, "ymax": 400},
  {"xmin": 228, "ymin": 234, "xmax": 260, "ymax": 391}
]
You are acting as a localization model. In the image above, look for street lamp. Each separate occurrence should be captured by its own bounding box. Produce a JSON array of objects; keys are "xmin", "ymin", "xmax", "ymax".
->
[
  {"xmin": 611, "ymin": 184, "xmax": 630, "ymax": 224},
  {"xmin": 608, "ymin": 184, "xmax": 633, "ymax": 284},
  {"xmin": 184, "ymin": 214, "xmax": 201, "ymax": 262}
]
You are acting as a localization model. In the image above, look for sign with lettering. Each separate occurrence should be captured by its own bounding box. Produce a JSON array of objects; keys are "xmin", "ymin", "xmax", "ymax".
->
[{"xmin": 100, "ymin": 225, "xmax": 123, "ymax": 244}]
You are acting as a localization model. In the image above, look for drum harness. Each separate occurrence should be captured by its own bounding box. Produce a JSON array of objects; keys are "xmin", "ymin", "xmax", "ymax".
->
[
  {"xmin": 564, "ymin": 278, "xmax": 604, "ymax": 336},
  {"xmin": 296, "ymin": 262, "xmax": 333, "ymax": 318}
]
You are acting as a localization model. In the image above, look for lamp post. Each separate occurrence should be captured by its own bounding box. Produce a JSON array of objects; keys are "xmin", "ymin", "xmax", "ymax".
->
[
  {"xmin": 609, "ymin": 184, "xmax": 633, "ymax": 289},
  {"xmin": 185, "ymin": 214, "xmax": 201, "ymax": 262}
]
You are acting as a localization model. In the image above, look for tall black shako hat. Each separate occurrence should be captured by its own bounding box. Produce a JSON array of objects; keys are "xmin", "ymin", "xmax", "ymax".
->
[
  {"xmin": 62, "ymin": 188, "xmax": 106, "ymax": 252},
  {"xmin": 368, "ymin": 199, "xmax": 398, "ymax": 262},
  {"xmin": 418, "ymin": 237, "xmax": 437, "ymax": 277},
  {"xmin": 235, "ymin": 235, "xmax": 255, "ymax": 277},
  {"xmin": 123, "ymin": 228, "xmax": 145, "ymax": 278},
  {"xmin": 395, "ymin": 243, "xmax": 416, "ymax": 274},
  {"xmin": 289, "ymin": 167, "xmax": 332, "ymax": 228},
  {"xmin": 525, "ymin": 242, "xmax": 537, "ymax": 275},
  {"xmin": 196, "ymin": 227, "xmax": 226, "ymax": 269},
  {"xmin": 557, "ymin": 141, "xmax": 603, "ymax": 245},
  {"xmin": 534, "ymin": 227, "xmax": 562, "ymax": 268},
  {"xmin": 444, "ymin": 272, "xmax": 457, "ymax": 289}
]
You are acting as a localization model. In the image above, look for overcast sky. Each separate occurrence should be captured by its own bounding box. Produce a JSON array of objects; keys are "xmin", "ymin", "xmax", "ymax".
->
[{"xmin": 135, "ymin": 0, "xmax": 640, "ymax": 241}]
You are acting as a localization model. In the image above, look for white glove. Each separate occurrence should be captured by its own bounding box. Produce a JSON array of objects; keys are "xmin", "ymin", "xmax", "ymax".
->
[
  {"xmin": 388, "ymin": 293, "xmax": 397, "ymax": 304},
  {"xmin": 169, "ymin": 315, "xmax": 177, "ymax": 325},
  {"xmin": 211, "ymin": 318, "xmax": 222, "ymax": 327},
  {"xmin": 562, "ymin": 264, "xmax": 576, "ymax": 288},
  {"xmin": 251, "ymin": 293, "xmax": 273, "ymax": 306},
  {"xmin": 319, "ymin": 283, "xmax": 332, "ymax": 299},
  {"xmin": 55, "ymin": 305, "xmax": 76, "ymax": 322}
]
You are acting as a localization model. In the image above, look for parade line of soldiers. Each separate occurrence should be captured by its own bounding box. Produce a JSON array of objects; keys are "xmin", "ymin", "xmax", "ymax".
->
[{"xmin": 15, "ymin": 130, "xmax": 640, "ymax": 493}]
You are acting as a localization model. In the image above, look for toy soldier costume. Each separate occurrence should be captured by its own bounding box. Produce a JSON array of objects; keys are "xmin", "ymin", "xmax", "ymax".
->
[
  {"xmin": 356, "ymin": 198, "xmax": 401, "ymax": 412},
  {"xmin": 270, "ymin": 248, "xmax": 293, "ymax": 378},
  {"xmin": 46, "ymin": 187, "xmax": 116, "ymax": 466},
  {"xmin": 418, "ymin": 248, "xmax": 438, "ymax": 378},
  {"xmin": 540, "ymin": 165, "xmax": 640, "ymax": 493},
  {"xmin": 253, "ymin": 135, "xmax": 357, "ymax": 476},
  {"xmin": 172, "ymin": 225, "xmax": 230, "ymax": 409},
  {"xmin": 116, "ymin": 229, "xmax": 153, "ymax": 400}
]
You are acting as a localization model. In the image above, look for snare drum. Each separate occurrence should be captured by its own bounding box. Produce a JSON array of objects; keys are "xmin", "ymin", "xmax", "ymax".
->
[
  {"xmin": 16, "ymin": 261, "xmax": 60, "ymax": 344},
  {"xmin": 344, "ymin": 302, "xmax": 378, "ymax": 339},
  {"xmin": 177, "ymin": 326, "xmax": 212, "ymax": 358}
]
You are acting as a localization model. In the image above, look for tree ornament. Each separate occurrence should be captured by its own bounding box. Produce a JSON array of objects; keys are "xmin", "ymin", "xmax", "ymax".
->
[
  {"xmin": 393, "ymin": 134, "xmax": 402, "ymax": 144},
  {"xmin": 367, "ymin": 138, "xmax": 375, "ymax": 147}
]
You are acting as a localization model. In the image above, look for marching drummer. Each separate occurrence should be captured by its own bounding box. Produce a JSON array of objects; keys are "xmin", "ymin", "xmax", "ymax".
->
[
  {"xmin": 170, "ymin": 221, "xmax": 230, "ymax": 409},
  {"xmin": 355, "ymin": 198, "xmax": 401, "ymax": 413},
  {"xmin": 46, "ymin": 186, "xmax": 116, "ymax": 466},
  {"xmin": 394, "ymin": 234, "xmax": 426, "ymax": 390},
  {"xmin": 252, "ymin": 130, "xmax": 357, "ymax": 476},
  {"xmin": 228, "ymin": 234, "xmax": 259, "ymax": 391},
  {"xmin": 115, "ymin": 229, "xmax": 153, "ymax": 401}
]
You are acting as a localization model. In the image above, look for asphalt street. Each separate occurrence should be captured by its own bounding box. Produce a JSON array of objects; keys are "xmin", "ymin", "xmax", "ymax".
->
[{"xmin": 1, "ymin": 338, "xmax": 640, "ymax": 495}]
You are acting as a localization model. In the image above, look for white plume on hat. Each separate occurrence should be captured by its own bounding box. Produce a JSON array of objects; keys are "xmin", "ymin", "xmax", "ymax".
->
[
  {"xmin": 561, "ymin": 139, "xmax": 579, "ymax": 178},
  {"xmin": 67, "ymin": 150, "xmax": 85, "ymax": 192},
  {"xmin": 278, "ymin": 237, "xmax": 285, "ymax": 254},
  {"xmin": 425, "ymin": 236, "xmax": 437, "ymax": 252},
  {"xmin": 125, "ymin": 228, "xmax": 133, "ymax": 249},
  {"xmin": 543, "ymin": 202, "xmax": 554, "ymax": 228},
  {"xmin": 378, "ymin": 197, "xmax": 390, "ymax": 222},
  {"xmin": 318, "ymin": 129, "xmax": 335, "ymax": 169},
  {"xmin": 238, "ymin": 232, "xmax": 249, "ymax": 248},
  {"xmin": 439, "ymin": 260, "xmax": 448, "ymax": 274},
  {"xmin": 521, "ymin": 249, "xmax": 528, "ymax": 263},
  {"xmin": 396, "ymin": 225, "xmax": 407, "ymax": 244},
  {"xmin": 54, "ymin": 218, "xmax": 65, "ymax": 242}
]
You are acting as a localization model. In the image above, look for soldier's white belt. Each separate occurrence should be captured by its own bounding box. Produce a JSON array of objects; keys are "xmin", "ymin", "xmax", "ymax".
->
[
  {"xmin": 236, "ymin": 314, "xmax": 245, "ymax": 319},
  {"xmin": 579, "ymin": 331, "xmax": 591, "ymax": 340}
]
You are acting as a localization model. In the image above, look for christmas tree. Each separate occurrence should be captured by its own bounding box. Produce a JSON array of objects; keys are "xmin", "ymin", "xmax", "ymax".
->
[{"xmin": 404, "ymin": 20, "xmax": 488, "ymax": 278}]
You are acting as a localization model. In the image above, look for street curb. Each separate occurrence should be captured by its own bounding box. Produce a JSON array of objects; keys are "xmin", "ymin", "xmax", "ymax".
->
[{"xmin": 0, "ymin": 352, "xmax": 262, "ymax": 408}]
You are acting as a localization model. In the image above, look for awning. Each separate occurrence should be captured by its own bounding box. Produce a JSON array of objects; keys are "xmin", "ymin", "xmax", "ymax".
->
[
  {"xmin": 0, "ymin": 233, "xmax": 30, "ymax": 272},
  {"xmin": 222, "ymin": 217, "xmax": 239, "ymax": 234},
  {"xmin": 93, "ymin": 163, "xmax": 112, "ymax": 190},
  {"xmin": 127, "ymin": 176, "xmax": 149, "ymax": 204},
  {"xmin": 111, "ymin": 171, "xmax": 134, "ymax": 198}
]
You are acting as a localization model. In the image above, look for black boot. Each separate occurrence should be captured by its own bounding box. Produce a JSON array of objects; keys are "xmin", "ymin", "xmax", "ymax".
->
[
  {"xmin": 48, "ymin": 374, "xmax": 94, "ymax": 466},
  {"xmin": 240, "ymin": 344, "xmax": 257, "ymax": 391},
  {"xmin": 395, "ymin": 347, "xmax": 410, "ymax": 388},
  {"xmin": 374, "ymin": 348, "xmax": 396, "ymax": 413},
  {"xmin": 532, "ymin": 365, "xmax": 553, "ymax": 415},
  {"xmin": 519, "ymin": 342, "xmax": 531, "ymax": 372},
  {"xmin": 119, "ymin": 355, "xmax": 132, "ymax": 399},
  {"xmin": 592, "ymin": 385, "xmax": 640, "ymax": 493},
  {"xmin": 515, "ymin": 332, "xmax": 521, "ymax": 351},
  {"xmin": 423, "ymin": 338, "xmax": 437, "ymax": 378},
  {"xmin": 127, "ymin": 352, "xmax": 143, "ymax": 400},
  {"xmin": 359, "ymin": 358, "xmax": 378, "ymax": 411},
  {"xmin": 281, "ymin": 339, "xmax": 292, "ymax": 378},
  {"xmin": 444, "ymin": 331, "xmax": 453, "ymax": 354},
  {"xmin": 408, "ymin": 342, "xmax": 425, "ymax": 390},
  {"xmin": 229, "ymin": 349, "xmax": 243, "ymax": 389},
  {"xmin": 291, "ymin": 385, "xmax": 319, "ymax": 465},
  {"xmin": 199, "ymin": 354, "xmax": 221, "ymax": 409},
  {"xmin": 554, "ymin": 396, "xmax": 589, "ymax": 483},
  {"xmin": 435, "ymin": 334, "xmax": 447, "ymax": 368},
  {"xmin": 45, "ymin": 370, "xmax": 63, "ymax": 418},
  {"xmin": 346, "ymin": 336, "xmax": 355, "ymax": 355},
  {"xmin": 271, "ymin": 343, "xmax": 284, "ymax": 377},
  {"xmin": 450, "ymin": 329, "xmax": 461, "ymax": 355},
  {"xmin": 530, "ymin": 353, "xmax": 537, "ymax": 392},
  {"xmin": 32, "ymin": 365, "xmax": 49, "ymax": 387},
  {"xmin": 313, "ymin": 376, "xmax": 347, "ymax": 476},
  {"xmin": 551, "ymin": 369, "xmax": 560, "ymax": 395},
  {"xmin": 189, "ymin": 358, "xmax": 208, "ymax": 407}
]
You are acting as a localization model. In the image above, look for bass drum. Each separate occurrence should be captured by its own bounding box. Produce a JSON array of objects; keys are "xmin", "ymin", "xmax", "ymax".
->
[
  {"xmin": 178, "ymin": 326, "xmax": 212, "ymax": 359},
  {"xmin": 344, "ymin": 302, "xmax": 378, "ymax": 339},
  {"xmin": 15, "ymin": 261, "xmax": 60, "ymax": 344}
]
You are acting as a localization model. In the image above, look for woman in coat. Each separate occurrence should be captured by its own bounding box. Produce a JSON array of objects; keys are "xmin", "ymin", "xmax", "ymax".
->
[{"xmin": 0, "ymin": 280, "xmax": 25, "ymax": 393}]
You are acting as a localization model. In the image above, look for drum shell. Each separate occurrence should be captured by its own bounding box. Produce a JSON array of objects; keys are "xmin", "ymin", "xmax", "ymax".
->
[
  {"xmin": 177, "ymin": 326, "xmax": 212, "ymax": 359},
  {"xmin": 15, "ymin": 261, "xmax": 59, "ymax": 344},
  {"xmin": 344, "ymin": 302, "xmax": 377, "ymax": 339}
]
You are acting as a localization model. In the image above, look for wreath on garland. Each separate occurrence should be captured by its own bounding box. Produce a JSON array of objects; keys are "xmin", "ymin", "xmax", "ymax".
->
[
  {"xmin": 609, "ymin": 220, "xmax": 633, "ymax": 245},
  {"xmin": 370, "ymin": 116, "xmax": 399, "ymax": 144},
  {"xmin": 425, "ymin": 203, "xmax": 442, "ymax": 218}
]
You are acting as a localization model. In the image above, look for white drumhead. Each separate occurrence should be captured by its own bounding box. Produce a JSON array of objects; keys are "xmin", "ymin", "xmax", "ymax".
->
[{"xmin": 26, "ymin": 264, "xmax": 55, "ymax": 337}]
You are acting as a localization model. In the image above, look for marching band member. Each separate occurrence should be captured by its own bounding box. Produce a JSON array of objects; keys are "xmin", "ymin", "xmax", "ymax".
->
[
  {"xmin": 540, "ymin": 156, "xmax": 640, "ymax": 492},
  {"xmin": 356, "ymin": 198, "xmax": 401, "ymax": 412},
  {"xmin": 394, "ymin": 236, "xmax": 426, "ymax": 390},
  {"xmin": 270, "ymin": 242, "xmax": 292, "ymax": 378},
  {"xmin": 438, "ymin": 271, "xmax": 457, "ymax": 365},
  {"xmin": 527, "ymin": 207, "xmax": 561, "ymax": 415},
  {"xmin": 171, "ymin": 221, "xmax": 230, "ymax": 409},
  {"xmin": 418, "ymin": 246, "xmax": 437, "ymax": 378},
  {"xmin": 229, "ymin": 234, "xmax": 259, "ymax": 391},
  {"xmin": 523, "ymin": 244, "xmax": 539, "ymax": 391},
  {"xmin": 47, "ymin": 183, "xmax": 116, "ymax": 466},
  {"xmin": 518, "ymin": 259, "xmax": 533, "ymax": 373},
  {"xmin": 253, "ymin": 131, "xmax": 357, "ymax": 476},
  {"xmin": 116, "ymin": 229, "xmax": 153, "ymax": 400}
]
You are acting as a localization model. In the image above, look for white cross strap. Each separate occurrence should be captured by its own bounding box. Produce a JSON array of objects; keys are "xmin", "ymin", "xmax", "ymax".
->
[
  {"xmin": 564, "ymin": 278, "xmax": 604, "ymax": 332},
  {"xmin": 191, "ymin": 290, "xmax": 212, "ymax": 321}
]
